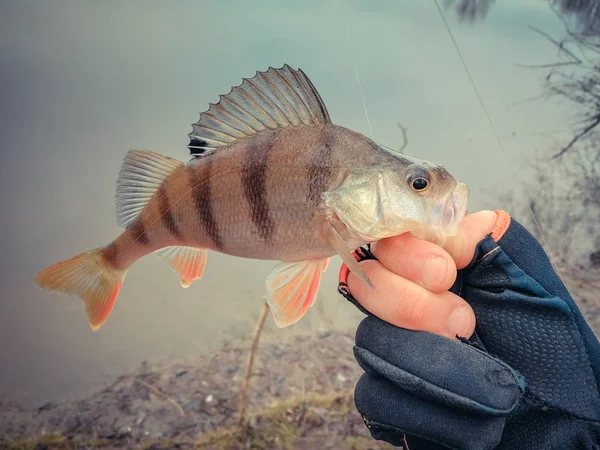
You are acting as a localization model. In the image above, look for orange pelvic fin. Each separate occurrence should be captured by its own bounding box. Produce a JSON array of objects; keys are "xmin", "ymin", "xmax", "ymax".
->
[
  {"xmin": 156, "ymin": 246, "xmax": 207, "ymax": 288},
  {"xmin": 34, "ymin": 248, "xmax": 126, "ymax": 331},
  {"xmin": 265, "ymin": 258, "xmax": 329, "ymax": 328}
]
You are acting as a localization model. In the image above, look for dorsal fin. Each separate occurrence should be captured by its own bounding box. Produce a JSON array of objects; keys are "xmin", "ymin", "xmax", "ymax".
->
[
  {"xmin": 116, "ymin": 150, "xmax": 183, "ymax": 227},
  {"xmin": 188, "ymin": 64, "xmax": 331, "ymax": 156}
]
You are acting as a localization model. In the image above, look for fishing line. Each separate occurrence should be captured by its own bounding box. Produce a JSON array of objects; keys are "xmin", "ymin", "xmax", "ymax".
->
[
  {"xmin": 432, "ymin": 0, "xmax": 566, "ymax": 283},
  {"xmin": 346, "ymin": 27, "xmax": 374, "ymax": 138}
]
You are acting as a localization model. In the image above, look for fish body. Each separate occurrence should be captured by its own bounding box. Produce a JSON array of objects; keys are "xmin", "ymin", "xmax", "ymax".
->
[
  {"xmin": 110, "ymin": 124, "xmax": 392, "ymax": 266},
  {"xmin": 35, "ymin": 65, "xmax": 469, "ymax": 330}
]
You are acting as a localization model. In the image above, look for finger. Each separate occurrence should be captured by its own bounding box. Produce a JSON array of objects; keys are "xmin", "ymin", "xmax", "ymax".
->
[
  {"xmin": 443, "ymin": 210, "xmax": 497, "ymax": 269},
  {"xmin": 371, "ymin": 232, "xmax": 457, "ymax": 293},
  {"xmin": 347, "ymin": 260, "xmax": 476, "ymax": 339}
]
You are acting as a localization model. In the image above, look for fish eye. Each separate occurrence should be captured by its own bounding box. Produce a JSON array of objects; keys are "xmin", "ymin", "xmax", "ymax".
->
[
  {"xmin": 412, "ymin": 177, "xmax": 429, "ymax": 191},
  {"xmin": 407, "ymin": 167, "xmax": 431, "ymax": 192}
]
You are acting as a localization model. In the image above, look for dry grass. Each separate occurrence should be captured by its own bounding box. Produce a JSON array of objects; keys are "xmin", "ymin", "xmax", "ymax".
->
[
  {"xmin": 1, "ymin": 433, "xmax": 109, "ymax": 449},
  {"xmin": 1, "ymin": 391, "xmax": 393, "ymax": 450},
  {"xmin": 197, "ymin": 391, "xmax": 354, "ymax": 449}
]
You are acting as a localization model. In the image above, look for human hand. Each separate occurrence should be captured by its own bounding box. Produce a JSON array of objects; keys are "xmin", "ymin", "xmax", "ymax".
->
[
  {"xmin": 341, "ymin": 210, "xmax": 497, "ymax": 339},
  {"xmin": 339, "ymin": 210, "xmax": 600, "ymax": 450}
]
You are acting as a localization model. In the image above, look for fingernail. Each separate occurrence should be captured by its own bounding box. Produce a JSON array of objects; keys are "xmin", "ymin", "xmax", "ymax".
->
[
  {"xmin": 447, "ymin": 306, "xmax": 475, "ymax": 338},
  {"xmin": 422, "ymin": 256, "xmax": 447, "ymax": 289}
]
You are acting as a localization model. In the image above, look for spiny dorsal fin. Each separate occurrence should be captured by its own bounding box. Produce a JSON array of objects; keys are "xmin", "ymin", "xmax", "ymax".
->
[
  {"xmin": 188, "ymin": 64, "xmax": 331, "ymax": 156},
  {"xmin": 116, "ymin": 150, "xmax": 183, "ymax": 227}
]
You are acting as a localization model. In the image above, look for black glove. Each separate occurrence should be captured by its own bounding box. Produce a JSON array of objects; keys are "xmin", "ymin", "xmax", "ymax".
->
[{"xmin": 339, "ymin": 212, "xmax": 600, "ymax": 449}]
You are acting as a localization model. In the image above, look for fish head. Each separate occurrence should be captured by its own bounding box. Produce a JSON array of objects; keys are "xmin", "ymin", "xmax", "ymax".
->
[{"xmin": 322, "ymin": 161, "xmax": 469, "ymax": 246}]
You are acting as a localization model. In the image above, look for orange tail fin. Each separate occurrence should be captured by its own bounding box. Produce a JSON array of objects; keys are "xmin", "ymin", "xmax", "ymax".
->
[{"xmin": 35, "ymin": 248, "xmax": 126, "ymax": 331}]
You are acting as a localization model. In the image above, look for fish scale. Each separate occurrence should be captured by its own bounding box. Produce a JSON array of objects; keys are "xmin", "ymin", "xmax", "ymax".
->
[{"xmin": 35, "ymin": 64, "xmax": 469, "ymax": 331}]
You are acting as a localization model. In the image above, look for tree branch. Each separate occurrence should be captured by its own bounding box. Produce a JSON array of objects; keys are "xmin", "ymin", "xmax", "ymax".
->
[
  {"xmin": 552, "ymin": 114, "xmax": 600, "ymax": 158},
  {"xmin": 528, "ymin": 26, "xmax": 582, "ymax": 65},
  {"xmin": 396, "ymin": 122, "xmax": 408, "ymax": 152}
]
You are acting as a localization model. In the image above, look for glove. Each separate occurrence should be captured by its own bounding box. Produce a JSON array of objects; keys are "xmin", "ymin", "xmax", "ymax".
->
[{"xmin": 338, "ymin": 211, "xmax": 600, "ymax": 449}]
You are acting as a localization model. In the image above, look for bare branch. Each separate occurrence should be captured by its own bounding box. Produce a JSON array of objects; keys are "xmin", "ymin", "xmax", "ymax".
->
[
  {"xmin": 525, "ymin": 20, "xmax": 600, "ymax": 157},
  {"xmin": 549, "ymin": 0, "xmax": 600, "ymax": 35},
  {"xmin": 445, "ymin": 0, "xmax": 600, "ymax": 32},
  {"xmin": 553, "ymin": 114, "xmax": 600, "ymax": 158},
  {"xmin": 396, "ymin": 122, "xmax": 408, "ymax": 152},
  {"xmin": 528, "ymin": 26, "xmax": 583, "ymax": 64},
  {"xmin": 136, "ymin": 379, "xmax": 185, "ymax": 416},
  {"xmin": 517, "ymin": 61, "xmax": 581, "ymax": 69},
  {"xmin": 238, "ymin": 301, "xmax": 270, "ymax": 427}
]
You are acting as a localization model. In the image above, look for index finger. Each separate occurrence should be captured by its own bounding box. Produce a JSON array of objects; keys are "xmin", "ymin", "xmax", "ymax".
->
[
  {"xmin": 370, "ymin": 210, "xmax": 498, "ymax": 278},
  {"xmin": 442, "ymin": 210, "xmax": 498, "ymax": 269}
]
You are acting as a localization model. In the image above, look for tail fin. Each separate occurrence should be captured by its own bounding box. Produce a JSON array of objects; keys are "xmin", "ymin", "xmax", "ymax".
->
[{"xmin": 35, "ymin": 248, "xmax": 127, "ymax": 331}]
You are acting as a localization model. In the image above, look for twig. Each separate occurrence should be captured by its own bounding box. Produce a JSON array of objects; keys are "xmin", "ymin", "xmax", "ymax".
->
[
  {"xmin": 137, "ymin": 379, "xmax": 185, "ymax": 417},
  {"xmin": 552, "ymin": 114, "xmax": 600, "ymax": 158},
  {"xmin": 516, "ymin": 61, "xmax": 581, "ymax": 69},
  {"xmin": 527, "ymin": 25, "xmax": 582, "ymax": 65},
  {"xmin": 238, "ymin": 301, "xmax": 270, "ymax": 426},
  {"xmin": 396, "ymin": 122, "xmax": 408, "ymax": 152}
]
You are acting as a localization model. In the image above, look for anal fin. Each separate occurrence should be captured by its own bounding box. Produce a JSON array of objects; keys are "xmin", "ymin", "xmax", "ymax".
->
[
  {"xmin": 265, "ymin": 258, "xmax": 329, "ymax": 328},
  {"xmin": 156, "ymin": 246, "xmax": 207, "ymax": 288}
]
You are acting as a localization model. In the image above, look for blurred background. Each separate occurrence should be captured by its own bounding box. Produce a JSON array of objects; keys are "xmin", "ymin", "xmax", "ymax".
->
[{"xmin": 0, "ymin": 0, "xmax": 599, "ymax": 445}]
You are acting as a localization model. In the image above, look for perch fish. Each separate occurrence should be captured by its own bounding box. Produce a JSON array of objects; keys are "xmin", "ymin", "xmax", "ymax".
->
[{"xmin": 35, "ymin": 65, "xmax": 469, "ymax": 330}]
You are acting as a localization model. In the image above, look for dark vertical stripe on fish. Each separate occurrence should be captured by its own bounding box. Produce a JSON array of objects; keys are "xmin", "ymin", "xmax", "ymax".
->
[
  {"xmin": 102, "ymin": 242, "xmax": 120, "ymax": 267},
  {"xmin": 242, "ymin": 140, "xmax": 275, "ymax": 242},
  {"xmin": 158, "ymin": 185, "xmax": 183, "ymax": 240},
  {"xmin": 129, "ymin": 219, "xmax": 150, "ymax": 246},
  {"xmin": 189, "ymin": 160, "xmax": 223, "ymax": 250},
  {"xmin": 307, "ymin": 128, "xmax": 335, "ymax": 208}
]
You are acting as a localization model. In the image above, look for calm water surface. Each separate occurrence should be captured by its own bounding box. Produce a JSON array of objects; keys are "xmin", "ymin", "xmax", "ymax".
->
[{"xmin": 0, "ymin": 0, "xmax": 572, "ymax": 407}]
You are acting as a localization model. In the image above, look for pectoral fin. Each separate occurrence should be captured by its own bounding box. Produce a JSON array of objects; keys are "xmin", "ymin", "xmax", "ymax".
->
[
  {"xmin": 265, "ymin": 258, "xmax": 329, "ymax": 328},
  {"xmin": 324, "ymin": 221, "xmax": 374, "ymax": 289}
]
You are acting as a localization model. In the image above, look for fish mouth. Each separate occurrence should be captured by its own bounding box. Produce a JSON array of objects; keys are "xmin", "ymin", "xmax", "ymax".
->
[{"xmin": 431, "ymin": 182, "xmax": 470, "ymax": 237}]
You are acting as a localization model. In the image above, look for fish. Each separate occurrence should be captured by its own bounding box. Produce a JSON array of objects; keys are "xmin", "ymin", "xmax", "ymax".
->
[{"xmin": 34, "ymin": 64, "xmax": 469, "ymax": 331}]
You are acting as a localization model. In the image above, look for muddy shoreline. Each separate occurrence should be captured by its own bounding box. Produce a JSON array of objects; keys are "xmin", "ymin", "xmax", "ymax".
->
[
  {"xmin": 2, "ymin": 268, "xmax": 598, "ymax": 450},
  {"xmin": 0, "ymin": 331, "xmax": 394, "ymax": 449}
]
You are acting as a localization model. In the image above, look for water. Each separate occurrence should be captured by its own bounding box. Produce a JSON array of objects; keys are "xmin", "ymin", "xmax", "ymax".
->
[{"xmin": 0, "ymin": 0, "xmax": 574, "ymax": 408}]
